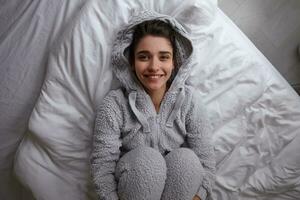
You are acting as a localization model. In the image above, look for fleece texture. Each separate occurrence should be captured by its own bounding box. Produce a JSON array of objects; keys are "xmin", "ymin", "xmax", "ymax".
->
[
  {"xmin": 115, "ymin": 146, "xmax": 204, "ymax": 200},
  {"xmin": 90, "ymin": 10, "xmax": 216, "ymax": 200}
]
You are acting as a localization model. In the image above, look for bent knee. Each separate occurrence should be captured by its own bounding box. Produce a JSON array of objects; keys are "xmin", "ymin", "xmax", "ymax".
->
[
  {"xmin": 165, "ymin": 148, "xmax": 203, "ymax": 169},
  {"xmin": 117, "ymin": 146, "xmax": 166, "ymax": 172}
]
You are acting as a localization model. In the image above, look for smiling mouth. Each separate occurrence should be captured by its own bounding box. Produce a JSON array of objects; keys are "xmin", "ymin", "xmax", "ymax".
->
[{"xmin": 144, "ymin": 74, "xmax": 164, "ymax": 79}]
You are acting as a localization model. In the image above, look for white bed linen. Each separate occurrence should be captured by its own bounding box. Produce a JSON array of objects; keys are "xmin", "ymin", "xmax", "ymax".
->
[
  {"xmin": 0, "ymin": 0, "xmax": 86, "ymax": 199},
  {"xmin": 12, "ymin": 0, "xmax": 300, "ymax": 200},
  {"xmin": 194, "ymin": 9, "xmax": 300, "ymax": 200}
]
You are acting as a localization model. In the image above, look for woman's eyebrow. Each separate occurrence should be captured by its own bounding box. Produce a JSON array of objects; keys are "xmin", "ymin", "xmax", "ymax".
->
[
  {"xmin": 159, "ymin": 51, "xmax": 172, "ymax": 55},
  {"xmin": 136, "ymin": 50, "xmax": 172, "ymax": 55},
  {"xmin": 136, "ymin": 50, "xmax": 149, "ymax": 55}
]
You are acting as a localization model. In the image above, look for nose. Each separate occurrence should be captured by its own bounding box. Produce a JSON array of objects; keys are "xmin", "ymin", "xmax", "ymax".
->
[{"xmin": 148, "ymin": 56, "xmax": 160, "ymax": 71}]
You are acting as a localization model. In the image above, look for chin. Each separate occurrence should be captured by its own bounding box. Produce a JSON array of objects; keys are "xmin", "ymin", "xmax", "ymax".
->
[{"xmin": 146, "ymin": 85, "xmax": 165, "ymax": 92}]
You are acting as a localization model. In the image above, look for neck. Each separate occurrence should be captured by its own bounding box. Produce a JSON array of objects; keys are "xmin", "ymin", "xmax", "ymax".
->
[{"xmin": 146, "ymin": 86, "xmax": 166, "ymax": 113}]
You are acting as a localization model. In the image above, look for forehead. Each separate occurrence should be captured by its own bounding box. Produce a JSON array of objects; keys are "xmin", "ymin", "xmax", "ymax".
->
[{"xmin": 135, "ymin": 35, "xmax": 173, "ymax": 53}]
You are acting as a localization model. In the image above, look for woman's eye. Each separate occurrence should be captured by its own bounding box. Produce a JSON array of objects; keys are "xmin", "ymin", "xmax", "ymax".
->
[
  {"xmin": 137, "ymin": 55, "xmax": 149, "ymax": 61},
  {"xmin": 160, "ymin": 55, "xmax": 170, "ymax": 61}
]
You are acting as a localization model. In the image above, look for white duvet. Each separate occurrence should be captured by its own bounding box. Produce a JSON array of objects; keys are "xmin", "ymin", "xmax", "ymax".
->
[{"xmin": 14, "ymin": 0, "xmax": 300, "ymax": 200}]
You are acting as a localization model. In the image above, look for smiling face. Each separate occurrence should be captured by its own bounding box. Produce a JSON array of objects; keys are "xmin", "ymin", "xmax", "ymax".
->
[{"xmin": 133, "ymin": 35, "xmax": 174, "ymax": 96}]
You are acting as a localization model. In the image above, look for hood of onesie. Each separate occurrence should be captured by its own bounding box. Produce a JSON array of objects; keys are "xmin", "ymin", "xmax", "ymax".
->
[{"xmin": 111, "ymin": 9, "xmax": 194, "ymax": 94}]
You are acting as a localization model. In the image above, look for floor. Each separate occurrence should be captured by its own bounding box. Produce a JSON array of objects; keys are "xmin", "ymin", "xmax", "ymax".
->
[{"xmin": 218, "ymin": 0, "xmax": 300, "ymax": 94}]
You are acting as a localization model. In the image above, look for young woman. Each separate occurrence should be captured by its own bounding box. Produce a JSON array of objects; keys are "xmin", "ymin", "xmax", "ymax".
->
[{"xmin": 91, "ymin": 10, "xmax": 216, "ymax": 200}]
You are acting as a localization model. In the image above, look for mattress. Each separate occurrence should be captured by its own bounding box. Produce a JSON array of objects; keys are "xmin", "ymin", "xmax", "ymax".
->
[{"xmin": 3, "ymin": 0, "xmax": 300, "ymax": 199}]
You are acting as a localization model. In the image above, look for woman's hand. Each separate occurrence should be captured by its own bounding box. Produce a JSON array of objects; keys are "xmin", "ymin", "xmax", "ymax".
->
[{"xmin": 193, "ymin": 195, "xmax": 201, "ymax": 200}]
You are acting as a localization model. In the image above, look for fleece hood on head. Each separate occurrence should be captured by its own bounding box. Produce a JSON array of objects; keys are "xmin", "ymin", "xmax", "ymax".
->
[
  {"xmin": 110, "ymin": 10, "xmax": 195, "ymax": 131},
  {"xmin": 111, "ymin": 9, "xmax": 194, "ymax": 93}
]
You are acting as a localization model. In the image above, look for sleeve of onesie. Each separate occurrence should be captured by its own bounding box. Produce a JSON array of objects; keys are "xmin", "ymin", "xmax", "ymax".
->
[
  {"xmin": 90, "ymin": 95, "xmax": 122, "ymax": 200},
  {"xmin": 185, "ymin": 93, "xmax": 216, "ymax": 200}
]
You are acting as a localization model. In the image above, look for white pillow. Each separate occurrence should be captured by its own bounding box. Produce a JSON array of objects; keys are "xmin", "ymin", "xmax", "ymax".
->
[{"xmin": 14, "ymin": 0, "xmax": 217, "ymax": 199}]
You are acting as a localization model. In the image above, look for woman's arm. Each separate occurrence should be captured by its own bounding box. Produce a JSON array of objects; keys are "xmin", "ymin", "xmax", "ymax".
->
[
  {"xmin": 90, "ymin": 96, "xmax": 122, "ymax": 200},
  {"xmin": 186, "ymin": 94, "xmax": 216, "ymax": 200}
]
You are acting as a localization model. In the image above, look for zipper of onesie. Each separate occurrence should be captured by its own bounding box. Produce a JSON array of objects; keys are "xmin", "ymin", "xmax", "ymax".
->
[{"xmin": 155, "ymin": 115, "xmax": 160, "ymax": 149}]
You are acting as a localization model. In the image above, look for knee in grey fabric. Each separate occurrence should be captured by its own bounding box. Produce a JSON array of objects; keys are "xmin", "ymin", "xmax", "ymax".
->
[
  {"xmin": 116, "ymin": 147, "xmax": 203, "ymax": 200},
  {"xmin": 161, "ymin": 148, "xmax": 204, "ymax": 200},
  {"xmin": 115, "ymin": 146, "xmax": 167, "ymax": 200}
]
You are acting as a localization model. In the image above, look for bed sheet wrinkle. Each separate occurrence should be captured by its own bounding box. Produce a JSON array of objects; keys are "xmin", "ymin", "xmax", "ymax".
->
[
  {"xmin": 205, "ymin": 75, "xmax": 265, "ymax": 132},
  {"xmin": 244, "ymin": 115, "xmax": 297, "ymax": 169},
  {"xmin": 240, "ymin": 134, "xmax": 300, "ymax": 197},
  {"xmin": 206, "ymin": 10, "xmax": 300, "ymax": 200},
  {"xmin": 240, "ymin": 101, "xmax": 300, "ymax": 197},
  {"xmin": 199, "ymin": 51, "xmax": 266, "ymax": 179},
  {"xmin": 30, "ymin": 128, "xmax": 90, "ymax": 165},
  {"xmin": 15, "ymin": 136, "xmax": 92, "ymax": 200},
  {"xmin": 213, "ymin": 115, "xmax": 246, "ymax": 143},
  {"xmin": 47, "ymin": 61, "xmax": 93, "ymax": 114},
  {"xmin": 30, "ymin": 109, "xmax": 91, "ymax": 144},
  {"xmin": 216, "ymin": 129, "xmax": 259, "ymax": 177},
  {"xmin": 1, "ymin": 0, "xmax": 89, "ymax": 199},
  {"xmin": 0, "ymin": 0, "xmax": 32, "ymax": 40}
]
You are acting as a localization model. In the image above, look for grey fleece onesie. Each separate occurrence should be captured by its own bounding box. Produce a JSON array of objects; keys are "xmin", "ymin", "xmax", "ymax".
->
[{"xmin": 90, "ymin": 10, "xmax": 216, "ymax": 200}]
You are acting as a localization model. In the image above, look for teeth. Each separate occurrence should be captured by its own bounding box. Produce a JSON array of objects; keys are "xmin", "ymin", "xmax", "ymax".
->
[{"xmin": 146, "ymin": 75, "xmax": 162, "ymax": 79}]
